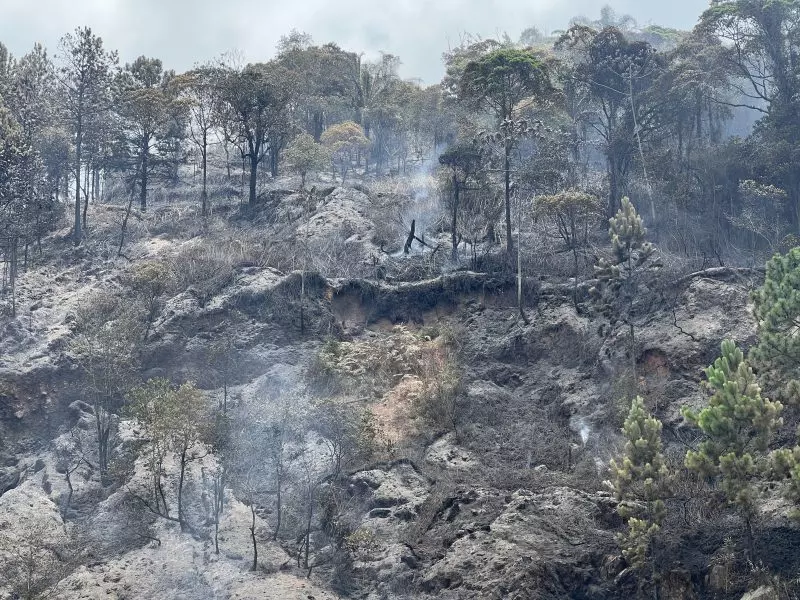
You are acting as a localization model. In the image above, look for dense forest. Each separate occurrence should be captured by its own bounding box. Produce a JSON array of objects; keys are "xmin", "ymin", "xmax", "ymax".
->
[{"xmin": 3, "ymin": 2, "xmax": 800, "ymax": 599}]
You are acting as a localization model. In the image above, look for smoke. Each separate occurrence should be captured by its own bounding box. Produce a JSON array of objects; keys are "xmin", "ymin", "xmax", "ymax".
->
[
  {"xmin": 392, "ymin": 149, "xmax": 446, "ymax": 258},
  {"xmin": 570, "ymin": 415, "xmax": 592, "ymax": 446}
]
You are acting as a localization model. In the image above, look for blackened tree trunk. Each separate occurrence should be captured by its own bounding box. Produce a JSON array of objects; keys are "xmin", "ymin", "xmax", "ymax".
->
[
  {"xmin": 178, "ymin": 444, "xmax": 187, "ymax": 531},
  {"xmin": 248, "ymin": 153, "xmax": 258, "ymax": 205},
  {"xmin": 312, "ymin": 110, "xmax": 324, "ymax": 141},
  {"xmin": 250, "ymin": 504, "xmax": 258, "ymax": 571},
  {"xmin": 608, "ymin": 153, "xmax": 619, "ymax": 219},
  {"xmin": 140, "ymin": 145, "xmax": 149, "ymax": 211},
  {"xmin": 270, "ymin": 145, "xmax": 279, "ymax": 177},
  {"xmin": 82, "ymin": 160, "xmax": 90, "ymax": 229},
  {"xmin": 118, "ymin": 191, "xmax": 135, "ymax": 257}
]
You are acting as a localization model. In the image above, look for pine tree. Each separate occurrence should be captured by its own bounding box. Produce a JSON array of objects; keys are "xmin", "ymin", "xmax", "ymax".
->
[
  {"xmin": 769, "ymin": 439, "xmax": 800, "ymax": 521},
  {"xmin": 751, "ymin": 247, "xmax": 800, "ymax": 403},
  {"xmin": 682, "ymin": 340, "xmax": 783, "ymax": 549},
  {"xmin": 609, "ymin": 396, "xmax": 669, "ymax": 572},
  {"xmin": 590, "ymin": 197, "xmax": 655, "ymax": 376}
]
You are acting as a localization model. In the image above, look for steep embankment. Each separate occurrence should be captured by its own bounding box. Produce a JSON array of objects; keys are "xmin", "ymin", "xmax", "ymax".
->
[{"xmin": 0, "ymin": 188, "xmax": 792, "ymax": 599}]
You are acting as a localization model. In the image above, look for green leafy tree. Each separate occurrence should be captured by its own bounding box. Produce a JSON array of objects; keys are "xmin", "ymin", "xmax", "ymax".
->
[
  {"xmin": 128, "ymin": 378, "xmax": 210, "ymax": 531},
  {"xmin": 591, "ymin": 197, "xmax": 655, "ymax": 375},
  {"xmin": 170, "ymin": 382, "xmax": 210, "ymax": 532},
  {"xmin": 113, "ymin": 56, "xmax": 187, "ymax": 211},
  {"xmin": 555, "ymin": 26, "xmax": 662, "ymax": 218},
  {"xmin": 320, "ymin": 120, "xmax": 370, "ymax": 183},
  {"xmin": 609, "ymin": 396, "xmax": 669, "ymax": 578},
  {"xmin": 751, "ymin": 247, "xmax": 800, "ymax": 401},
  {"xmin": 218, "ymin": 61, "xmax": 294, "ymax": 204},
  {"xmin": 127, "ymin": 261, "xmax": 171, "ymax": 342},
  {"xmin": 458, "ymin": 48, "xmax": 552, "ymax": 254},
  {"xmin": 354, "ymin": 52, "xmax": 401, "ymax": 171},
  {"xmin": 277, "ymin": 36, "xmax": 359, "ymax": 142},
  {"xmin": 1, "ymin": 49, "xmax": 65, "ymax": 257},
  {"xmin": 127, "ymin": 377, "xmax": 174, "ymax": 519},
  {"xmin": 699, "ymin": 0, "xmax": 799, "ymax": 119},
  {"xmin": 284, "ymin": 132, "xmax": 330, "ymax": 189},
  {"xmin": 71, "ymin": 294, "xmax": 141, "ymax": 480},
  {"xmin": 38, "ymin": 124, "xmax": 71, "ymax": 202},
  {"xmin": 0, "ymin": 101, "xmax": 55, "ymax": 315},
  {"xmin": 364, "ymin": 76, "xmax": 424, "ymax": 175},
  {"xmin": 536, "ymin": 190, "xmax": 603, "ymax": 309},
  {"xmin": 682, "ymin": 339, "xmax": 783, "ymax": 550},
  {"xmin": 698, "ymin": 1, "xmax": 800, "ymax": 229},
  {"xmin": 8, "ymin": 43, "xmax": 55, "ymax": 150}
]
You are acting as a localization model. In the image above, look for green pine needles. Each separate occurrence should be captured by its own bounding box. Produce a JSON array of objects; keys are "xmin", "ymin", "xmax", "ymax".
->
[
  {"xmin": 683, "ymin": 340, "xmax": 783, "ymax": 544},
  {"xmin": 751, "ymin": 247, "xmax": 800, "ymax": 403},
  {"xmin": 591, "ymin": 197, "xmax": 656, "ymax": 376},
  {"xmin": 610, "ymin": 396, "xmax": 669, "ymax": 570}
]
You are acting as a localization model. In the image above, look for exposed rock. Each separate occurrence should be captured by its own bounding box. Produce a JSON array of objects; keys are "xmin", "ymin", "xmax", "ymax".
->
[
  {"xmin": 0, "ymin": 465, "xmax": 21, "ymax": 497},
  {"xmin": 415, "ymin": 488, "xmax": 617, "ymax": 599},
  {"xmin": 353, "ymin": 460, "xmax": 431, "ymax": 517},
  {"xmin": 660, "ymin": 569, "xmax": 696, "ymax": 600},
  {"xmin": 741, "ymin": 587, "xmax": 779, "ymax": 600},
  {"xmin": 425, "ymin": 433, "xmax": 478, "ymax": 470}
]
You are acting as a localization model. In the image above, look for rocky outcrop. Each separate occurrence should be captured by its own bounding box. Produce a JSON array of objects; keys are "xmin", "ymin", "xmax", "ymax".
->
[{"xmin": 412, "ymin": 487, "xmax": 618, "ymax": 599}]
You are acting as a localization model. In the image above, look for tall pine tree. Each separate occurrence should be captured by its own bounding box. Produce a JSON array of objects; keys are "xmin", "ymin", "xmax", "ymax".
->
[
  {"xmin": 751, "ymin": 247, "xmax": 800, "ymax": 403},
  {"xmin": 591, "ymin": 197, "xmax": 655, "ymax": 377},
  {"xmin": 683, "ymin": 340, "xmax": 783, "ymax": 550}
]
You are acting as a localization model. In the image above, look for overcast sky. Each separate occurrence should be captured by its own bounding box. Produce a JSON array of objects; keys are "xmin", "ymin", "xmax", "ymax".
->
[{"xmin": 2, "ymin": 0, "xmax": 709, "ymax": 83}]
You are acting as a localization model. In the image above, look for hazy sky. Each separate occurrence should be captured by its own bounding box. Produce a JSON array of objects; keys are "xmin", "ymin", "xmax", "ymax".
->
[{"xmin": 2, "ymin": 0, "xmax": 710, "ymax": 83}]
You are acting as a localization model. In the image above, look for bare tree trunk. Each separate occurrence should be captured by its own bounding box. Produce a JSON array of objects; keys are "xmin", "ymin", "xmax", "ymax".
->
[
  {"xmin": 248, "ymin": 154, "xmax": 258, "ymax": 205},
  {"xmin": 156, "ymin": 457, "xmax": 169, "ymax": 517},
  {"xmin": 201, "ymin": 131, "xmax": 208, "ymax": 217},
  {"xmin": 73, "ymin": 119, "xmax": 82, "ymax": 246},
  {"xmin": 140, "ymin": 147, "xmax": 148, "ymax": 211},
  {"xmin": 117, "ymin": 187, "xmax": 136, "ymax": 257},
  {"xmin": 250, "ymin": 504, "xmax": 258, "ymax": 571},
  {"xmin": 303, "ymin": 497, "xmax": 312, "ymax": 570},
  {"xmin": 9, "ymin": 239, "xmax": 17, "ymax": 317},
  {"xmin": 82, "ymin": 160, "xmax": 90, "ymax": 230},
  {"xmin": 504, "ymin": 144, "xmax": 513, "ymax": 255},
  {"xmin": 62, "ymin": 468, "xmax": 74, "ymax": 521},
  {"xmin": 313, "ymin": 110, "xmax": 324, "ymax": 141},
  {"xmin": 517, "ymin": 196, "xmax": 529, "ymax": 324},
  {"xmin": 93, "ymin": 165, "xmax": 100, "ymax": 203},
  {"xmin": 178, "ymin": 446, "xmax": 187, "ymax": 531},
  {"xmin": 94, "ymin": 406, "xmax": 110, "ymax": 479},
  {"xmin": 224, "ymin": 144, "xmax": 231, "ymax": 180},
  {"xmin": 213, "ymin": 470, "xmax": 224, "ymax": 554},
  {"xmin": 274, "ymin": 470, "xmax": 282, "ymax": 541},
  {"xmin": 608, "ymin": 154, "xmax": 619, "ymax": 219},
  {"xmin": 270, "ymin": 144, "xmax": 279, "ymax": 177}
]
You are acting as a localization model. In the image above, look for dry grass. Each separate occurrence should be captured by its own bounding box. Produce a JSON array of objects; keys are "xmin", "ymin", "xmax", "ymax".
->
[{"xmin": 310, "ymin": 325, "xmax": 463, "ymax": 443}]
